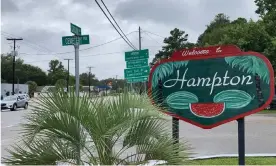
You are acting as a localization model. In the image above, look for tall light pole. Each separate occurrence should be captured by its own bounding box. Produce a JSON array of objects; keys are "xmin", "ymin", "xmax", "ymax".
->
[
  {"xmin": 87, "ymin": 66, "xmax": 94, "ymax": 97},
  {"xmin": 64, "ymin": 58, "xmax": 73, "ymax": 92}
]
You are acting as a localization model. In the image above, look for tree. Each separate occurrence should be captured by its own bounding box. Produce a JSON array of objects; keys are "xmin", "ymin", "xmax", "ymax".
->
[
  {"xmin": 55, "ymin": 79, "xmax": 67, "ymax": 89},
  {"xmin": 150, "ymin": 28, "xmax": 195, "ymax": 66},
  {"xmin": 1, "ymin": 54, "xmax": 48, "ymax": 86},
  {"xmin": 2, "ymin": 91, "xmax": 190, "ymax": 165},
  {"xmin": 79, "ymin": 72, "xmax": 99, "ymax": 86},
  {"xmin": 197, "ymin": 13, "xmax": 231, "ymax": 46},
  {"xmin": 25, "ymin": 81, "xmax": 37, "ymax": 97},
  {"xmin": 47, "ymin": 60, "xmax": 67, "ymax": 85}
]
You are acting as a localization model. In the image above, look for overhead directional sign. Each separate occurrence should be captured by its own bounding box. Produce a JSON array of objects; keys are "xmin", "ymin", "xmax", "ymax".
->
[
  {"xmin": 124, "ymin": 66, "xmax": 150, "ymax": 78},
  {"xmin": 62, "ymin": 35, "xmax": 90, "ymax": 46},
  {"xmin": 70, "ymin": 23, "xmax": 81, "ymax": 36},
  {"xmin": 127, "ymin": 77, "xmax": 148, "ymax": 83},
  {"xmin": 125, "ymin": 49, "xmax": 149, "ymax": 61},
  {"xmin": 126, "ymin": 59, "xmax": 148, "ymax": 68}
]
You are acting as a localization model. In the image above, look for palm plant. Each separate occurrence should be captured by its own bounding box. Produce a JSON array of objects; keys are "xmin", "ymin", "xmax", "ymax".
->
[{"xmin": 2, "ymin": 89, "xmax": 190, "ymax": 165}]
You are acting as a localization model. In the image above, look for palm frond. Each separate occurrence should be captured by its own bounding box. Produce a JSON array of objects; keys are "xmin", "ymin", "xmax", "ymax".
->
[
  {"xmin": 3, "ymin": 138, "xmax": 78, "ymax": 165},
  {"xmin": 225, "ymin": 55, "xmax": 270, "ymax": 84},
  {"xmin": 2, "ymin": 90, "xmax": 191, "ymax": 165},
  {"xmin": 152, "ymin": 61, "xmax": 189, "ymax": 88}
]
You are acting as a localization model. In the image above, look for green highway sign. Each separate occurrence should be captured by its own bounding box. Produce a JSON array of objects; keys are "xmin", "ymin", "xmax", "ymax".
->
[
  {"xmin": 124, "ymin": 66, "xmax": 150, "ymax": 78},
  {"xmin": 62, "ymin": 35, "xmax": 90, "ymax": 46},
  {"xmin": 125, "ymin": 49, "xmax": 149, "ymax": 61},
  {"xmin": 70, "ymin": 23, "xmax": 81, "ymax": 36},
  {"xmin": 127, "ymin": 76, "xmax": 148, "ymax": 83},
  {"xmin": 126, "ymin": 59, "xmax": 148, "ymax": 68}
]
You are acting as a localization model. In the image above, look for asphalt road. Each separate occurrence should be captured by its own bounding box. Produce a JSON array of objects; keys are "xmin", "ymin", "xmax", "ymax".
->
[{"xmin": 1, "ymin": 100, "xmax": 276, "ymax": 160}]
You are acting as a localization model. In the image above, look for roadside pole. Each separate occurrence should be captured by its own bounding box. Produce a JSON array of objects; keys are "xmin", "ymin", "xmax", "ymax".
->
[
  {"xmin": 6, "ymin": 38, "xmax": 23, "ymax": 95},
  {"xmin": 74, "ymin": 40, "xmax": 80, "ymax": 97},
  {"xmin": 62, "ymin": 23, "xmax": 90, "ymax": 97},
  {"xmin": 64, "ymin": 58, "xmax": 73, "ymax": 93},
  {"xmin": 139, "ymin": 26, "xmax": 147, "ymax": 93}
]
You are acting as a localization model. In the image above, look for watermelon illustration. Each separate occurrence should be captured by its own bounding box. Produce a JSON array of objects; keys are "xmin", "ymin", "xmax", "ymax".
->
[{"xmin": 189, "ymin": 103, "xmax": 225, "ymax": 118}]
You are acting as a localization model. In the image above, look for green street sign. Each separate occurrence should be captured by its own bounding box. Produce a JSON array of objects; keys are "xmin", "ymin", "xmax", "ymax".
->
[
  {"xmin": 125, "ymin": 49, "xmax": 149, "ymax": 61},
  {"xmin": 126, "ymin": 59, "xmax": 148, "ymax": 68},
  {"xmin": 62, "ymin": 35, "xmax": 90, "ymax": 46},
  {"xmin": 70, "ymin": 23, "xmax": 81, "ymax": 36},
  {"xmin": 124, "ymin": 66, "xmax": 150, "ymax": 78},
  {"xmin": 127, "ymin": 76, "xmax": 148, "ymax": 83},
  {"xmin": 148, "ymin": 46, "xmax": 274, "ymax": 129}
]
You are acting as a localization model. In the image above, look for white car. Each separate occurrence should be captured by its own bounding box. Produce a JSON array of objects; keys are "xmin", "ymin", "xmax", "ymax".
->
[
  {"xmin": 1, "ymin": 95, "xmax": 28, "ymax": 111},
  {"xmin": 21, "ymin": 94, "xmax": 30, "ymax": 101}
]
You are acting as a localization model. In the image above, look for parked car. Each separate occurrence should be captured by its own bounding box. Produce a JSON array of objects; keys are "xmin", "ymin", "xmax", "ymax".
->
[
  {"xmin": 21, "ymin": 94, "xmax": 30, "ymax": 101},
  {"xmin": 1, "ymin": 95, "xmax": 28, "ymax": 111}
]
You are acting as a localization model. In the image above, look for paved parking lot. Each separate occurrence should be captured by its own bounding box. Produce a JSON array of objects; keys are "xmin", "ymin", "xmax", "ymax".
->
[{"xmin": 2, "ymin": 99, "xmax": 276, "ymax": 159}]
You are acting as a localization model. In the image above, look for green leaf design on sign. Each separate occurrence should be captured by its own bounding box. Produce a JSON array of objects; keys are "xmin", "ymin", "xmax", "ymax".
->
[
  {"xmin": 166, "ymin": 91, "xmax": 198, "ymax": 109},
  {"xmin": 225, "ymin": 56, "xmax": 269, "ymax": 84},
  {"xmin": 213, "ymin": 89, "xmax": 254, "ymax": 109},
  {"xmin": 152, "ymin": 61, "xmax": 189, "ymax": 88}
]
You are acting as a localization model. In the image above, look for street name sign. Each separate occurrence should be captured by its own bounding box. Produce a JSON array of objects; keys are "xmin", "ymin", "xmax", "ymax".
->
[
  {"xmin": 62, "ymin": 35, "xmax": 90, "ymax": 46},
  {"xmin": 126, "ymin": 59, "xmax": 148, "ymax": 68},
  {"xmin": 124, "ymin": 66, "xmax": 150, "ymax": 78},
  {"xmin": 127, "ymin": 76, "xmax": 148, "ymax": 83},
  {"xmin": 148, "ymin": 45, "xmax": 274, "ymax": 129},
  {"xmin": 125, "ymin": 49, "xmax": 149, "ymax": 61},
  {"xmin": 70, "ymin": 23, "xmax": 81, "ymax": 36}
]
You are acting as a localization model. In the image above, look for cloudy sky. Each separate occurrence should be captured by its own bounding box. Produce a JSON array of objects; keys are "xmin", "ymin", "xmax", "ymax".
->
[{"xmin": 1, "ymin": 0, "xmax": 259, "ymax": 80}]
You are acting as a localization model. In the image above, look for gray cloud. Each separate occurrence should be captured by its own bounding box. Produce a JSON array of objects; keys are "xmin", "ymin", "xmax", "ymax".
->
[
  {"xmin": 1, "ymin": 0, "xmax": 259, "ymax": 80},
  {"xmin": 1, "ymin": 0, "xmax": 18, "ymax": 14},
  {"xmin": 114, "ymin": 0, "xmax": 258, "ymax": 33}
]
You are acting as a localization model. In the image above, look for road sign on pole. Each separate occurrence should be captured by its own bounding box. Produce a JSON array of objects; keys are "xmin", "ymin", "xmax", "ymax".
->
[
  {"xmin": 62, "ymin": 23, "xmax": 90, "ymax": 97},
  {"xmin": 62, "ymin": 35, "xmax": 90, "ymax": 46},
  {"xmin": 127, "ymin": 76, "xmax": 148, "ymax": 83},
  {"xmin": 124, "ymin": 66, "xmax": 150, "ymax": 78},
  {"xmin": 70, "ymin": 23, "xmax": 81, "ymax": 36},
  {"xmin": 126, "ymin": 59, "xmax": 148, "ymax": 68},
  {"xmin": 125, "ymin": 49, "xmax": 149, "ymax": 61}
]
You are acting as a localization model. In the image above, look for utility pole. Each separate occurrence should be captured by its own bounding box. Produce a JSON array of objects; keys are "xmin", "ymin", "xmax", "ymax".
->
[
  {"xmin": 6, "ymin": 38, "xmax": 23, "ymax": 95},
  {"xmin": 138, "ymin": 27, "xmax": 146, "ymax": 94},
  {"xmin": 115, "ymin": 75, "xmax": 118, "ymax": 93},
  {"xmin": 87, "ymin": 66, "xmax": 93, "ymax": 97},
  {"xmin": 64, "ymin": 58, "xmax": 73, "ymax": 93}
]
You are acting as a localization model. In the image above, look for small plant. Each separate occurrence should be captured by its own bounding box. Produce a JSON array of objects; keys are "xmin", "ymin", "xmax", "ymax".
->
[{"xmin": 2, "ymin": 90, "xmax": 190, "ymax": 165}]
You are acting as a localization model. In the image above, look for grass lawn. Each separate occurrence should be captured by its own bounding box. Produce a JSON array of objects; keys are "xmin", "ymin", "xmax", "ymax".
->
[
  {"xmin": 186, "ymin": 157, "xmax": 276, "ymax": 165},
  {"xmin": 258, "ymin": 110, "xmax": 276, "ymax": 114}
]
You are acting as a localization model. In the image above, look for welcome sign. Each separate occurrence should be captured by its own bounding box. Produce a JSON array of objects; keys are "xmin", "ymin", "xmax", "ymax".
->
[{"xmin": 148, "ymin": 45, "xmax": 274, "ymax": 129}]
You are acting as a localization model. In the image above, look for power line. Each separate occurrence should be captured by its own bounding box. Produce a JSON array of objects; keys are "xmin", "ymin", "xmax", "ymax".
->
[
  {"xmin": 24, "ymin": 51, "xmax": 124, "ymax": 64},
  {"xmin": 1, "ymin": 31, "xmax": 52, "ymax": 53},
  {"xmin": 94, "ymin": 0, "xmax": 137, "ymax": 50},
  {"xmin": 142, "ymin": 30, "xmax": 165, "ymax": 38},
  {"xmin": 143, "ymin": 31, "xmax": 162, "ymax": 45},
  {"xmin": 1, "ymin": 32, "xmax": 62, "ymax": 60},
  {"xmin": 19, "ymin": 31, "xmax": 137, "ymax": 56},
  {"xmin": 99, "ymin": 0, "xmax": 137, "ymax": 49}
]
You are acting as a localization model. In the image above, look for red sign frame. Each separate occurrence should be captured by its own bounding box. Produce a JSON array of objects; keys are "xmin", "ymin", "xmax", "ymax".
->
[{"xmin": 148, "ymin": 46, "xmax": 274, "ymax": 129}]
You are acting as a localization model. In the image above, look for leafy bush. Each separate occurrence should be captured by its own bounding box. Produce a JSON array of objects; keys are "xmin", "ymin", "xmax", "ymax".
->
[{"xmin": 25, "ymin": 81, "xmax": 37, "ymax": 97}]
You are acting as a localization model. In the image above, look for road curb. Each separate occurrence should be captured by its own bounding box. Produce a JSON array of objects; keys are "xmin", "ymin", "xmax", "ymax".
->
[{"xmin": 190, "ymin": 153, "xmax": 276, "ymax": 160}]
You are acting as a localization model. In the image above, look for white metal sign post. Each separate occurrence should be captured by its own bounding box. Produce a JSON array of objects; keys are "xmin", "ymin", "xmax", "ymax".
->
[{"xmin": 62, "ymin": 23, "xmax": 90, "ymax": 96}]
